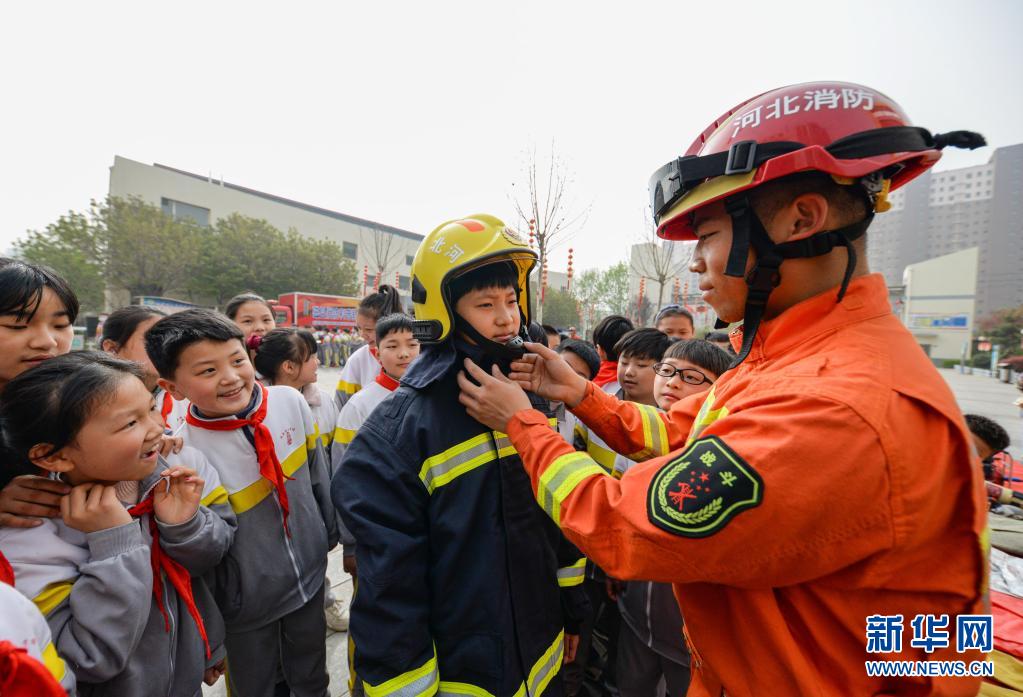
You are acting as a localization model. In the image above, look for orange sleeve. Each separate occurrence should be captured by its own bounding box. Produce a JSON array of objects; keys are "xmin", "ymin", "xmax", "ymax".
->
[
  {"xmin": 508, "ymin": 392, "xmax": 894, "ymax": 587},
  {"xmin": 568, "ymin": 381, "xmax": 697, "ymax": 461}
]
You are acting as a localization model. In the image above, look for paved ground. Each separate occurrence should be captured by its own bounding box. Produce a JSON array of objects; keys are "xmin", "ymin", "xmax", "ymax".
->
[
  {"xmin": 202, "ymin": 365, "xmax": 1022, "ymax": 695},
  {"xmin": 938, "ymin": 367, "xmax": 1022, "ymax": 442}
]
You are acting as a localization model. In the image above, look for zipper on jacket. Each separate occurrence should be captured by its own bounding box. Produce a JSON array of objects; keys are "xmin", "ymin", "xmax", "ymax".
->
[{"xmin": 275, "ymin": 491, "xmax": 310, "ymax": 604}]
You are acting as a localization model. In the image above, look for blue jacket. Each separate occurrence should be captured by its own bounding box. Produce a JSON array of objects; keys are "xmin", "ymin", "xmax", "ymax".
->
[{"xmin": 334, "ymin": 340, "xmax": 588, "ymax": 697}]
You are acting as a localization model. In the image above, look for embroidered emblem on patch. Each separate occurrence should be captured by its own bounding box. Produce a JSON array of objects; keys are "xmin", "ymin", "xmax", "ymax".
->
[{"xmin": 647, "ymin": 436, "xmax": 763, "ymax": 538}]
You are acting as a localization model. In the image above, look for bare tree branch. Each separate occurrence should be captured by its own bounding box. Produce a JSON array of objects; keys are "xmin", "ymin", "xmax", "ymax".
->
[
  {"xmin": 630, "ymin": 207, "xmax": 692, "ymax": 310},
  {"xmin": 359, "ymin": 225, "xmax": 404, "ymax": 289}
]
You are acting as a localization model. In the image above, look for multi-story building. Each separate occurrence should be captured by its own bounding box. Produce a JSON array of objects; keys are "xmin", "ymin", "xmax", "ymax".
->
[
  {"xmin": 868, "ymin": 143, "xmax": 1023, "ymax": 318},
  {"xmin": 108, "ymin": 156, "xmax": 424, "ymax": 297}
]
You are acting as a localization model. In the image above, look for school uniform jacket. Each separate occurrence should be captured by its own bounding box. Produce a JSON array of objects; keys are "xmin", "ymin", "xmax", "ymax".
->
[
  {"xmin": 0, "ymin": 448, "xmax": 235, "ymax": 697},
  {"xmin": 303, "ymin": 384, "xmax": 339, "ymax": 452},
  {"xmin": 334, "ymin": 340, "xmax": 589, "ymax": 697},
  {"xmin": 334, "ymin": 344, "xmax": 381, "ymax": 409},
  {"xmin": 182, "ymin": 384, "xmax": 339, "ymax": 632},
  {"xmin": 0, "ymin": 581, "xmax": 75, "ymax": 695}
]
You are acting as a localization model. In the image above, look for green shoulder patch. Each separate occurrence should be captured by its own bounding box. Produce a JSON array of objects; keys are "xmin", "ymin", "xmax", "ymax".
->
[{"xmin": 647, "ymin": 436, "xmax": 763, "ymax": 538}]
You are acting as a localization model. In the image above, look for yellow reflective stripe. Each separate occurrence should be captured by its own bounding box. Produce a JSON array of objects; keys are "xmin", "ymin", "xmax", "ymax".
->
[
  {"xmin": 42, "ymin": 641, "xmax": 66, "ymax": 681},
  {"xmin": 527, "ymin": 630, "xmax": 564, "ymax": 697},
  {"xmin": 419, "ymin": 432, "xmax": 514, "ymax": 495},
  {"xmin": 585, "ymin": 439, "xmax": 618, "ymax": 474},
  {"xmin": 201, "ymin": 485, "xmax": 229, "ymax": 508},
  {"xmin": 557, "ymin": 558, "xmax": 586, "ymax": 587},
  {"xmin": 229, "ymin": 447, "xmax": 308, "ymax": 513},
  {"xmin": 364, "ymin": 650, "xmax": 439, "ymax": 697},
  {"xmin": 629, "ymin": 404, "xmax": 669, "ymax": 461},
  {"xmin": 336, "ymin": 380, "xmax": 361, "ymax": 396},
  {"xmin": 438, "ymin": 631, "xmax": 563, "ymax": 697},
  {"xmin": 439, "ymin": 682, "xmax": 496, "ymax": 697},
  {"xmin": 334, "ymin": 426, "xmax": 357, "ymax": 444},
  {"xmin": 306, "ymin": 430, "xmax": 320, "ymax": 450},
  {"xmin": 33, "ymin": 580, "xmax": 73, "ymax": 616},
  {"xmin": 547, "ymin": 417, "xmax": 558, "ymax": 429},
  {"xmin": 537, "ymin": 452, "xmax": 605, "ymax": 527},
  {"xmin": 319, "ymin": 431, "xmax": 332, "ymax": 448}
]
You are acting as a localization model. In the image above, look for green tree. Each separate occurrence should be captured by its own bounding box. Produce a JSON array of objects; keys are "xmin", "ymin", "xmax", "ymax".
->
[
  {"xmin": 98, "ymin": 196, "xmax": 202, "ymax": 299},
  {"xmin": 977, "ymin": 305, "xmax": 1023, "ymax": 358},
  {"xmin": 541, "ymin": 288, "xmax": 581, "ymax": 328},
  {"xmin": 15, "ymin": 211, "xmax": 105, "ymax": 313},
  {"xmin": 598, "ymin": 262, "xmax": 630, "ymax": 317}
]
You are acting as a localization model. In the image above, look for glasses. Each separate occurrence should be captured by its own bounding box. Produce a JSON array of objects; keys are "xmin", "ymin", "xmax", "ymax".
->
[{"xmin": 652, "ymin": 362, "xmax": 712, "ymax": 386}]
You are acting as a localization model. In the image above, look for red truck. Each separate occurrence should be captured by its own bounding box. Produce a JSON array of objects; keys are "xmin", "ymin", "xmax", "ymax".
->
[{"xmin": 272, "ymin": 292, "xmax": 360, "ymax": 328}]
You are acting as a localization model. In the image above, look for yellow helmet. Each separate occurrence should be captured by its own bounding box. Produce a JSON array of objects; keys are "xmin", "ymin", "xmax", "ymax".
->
[{"xmin": 410, "ymin": 214, "xmax": 537, "ymax": 343}]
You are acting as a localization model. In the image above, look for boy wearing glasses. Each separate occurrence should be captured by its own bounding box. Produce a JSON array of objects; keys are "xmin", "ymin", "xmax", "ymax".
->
[
  {"xmin": 653, "ymin": 339, "xmax": 732, "ymax": 411},
  {"xmin": 615, "ymin": 338, "xmax": 730, "ymax": 697}
]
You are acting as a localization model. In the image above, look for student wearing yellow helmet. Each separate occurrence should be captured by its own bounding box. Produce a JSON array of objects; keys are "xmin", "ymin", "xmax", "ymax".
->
[{"xmin": 333, "ymin": 214, "xmax": 589, "ymax": 697}]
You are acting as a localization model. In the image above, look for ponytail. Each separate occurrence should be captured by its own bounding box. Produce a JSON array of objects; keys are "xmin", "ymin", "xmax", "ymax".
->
[{"xmin": 358, "ymin": 284, "xmax": 403, "ymax": 321}]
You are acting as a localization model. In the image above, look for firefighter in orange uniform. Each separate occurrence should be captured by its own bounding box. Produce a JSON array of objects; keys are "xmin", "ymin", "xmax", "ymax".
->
[{"xmin": 458, "ymin": 82, "xmax": 990, "ymax": 696}]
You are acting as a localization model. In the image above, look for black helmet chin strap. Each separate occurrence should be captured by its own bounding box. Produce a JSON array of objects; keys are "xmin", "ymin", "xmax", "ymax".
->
[
  {"xmin": 453, "ymin": 314, "xmax": 528, "ymax": 362},
  {"xmin": 718, "ymin": 194, "xmax": 873, "ymax": 370}
]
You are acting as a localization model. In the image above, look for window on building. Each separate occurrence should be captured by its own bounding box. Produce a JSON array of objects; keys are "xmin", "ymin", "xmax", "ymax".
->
[
  {"xmin": 399, "ymin": 275, "xmax": 411, "ymax": 291},
  {"xmin": 343, "ymin": 242, "xmax": 358, "ymax": 260},
  {"xmin": 161, "ymin": 198, "xmax": 210, "ymax": 227},
  {"xmin": 406, "ymin": 254, "xmax": 415, "ymax": 266}
]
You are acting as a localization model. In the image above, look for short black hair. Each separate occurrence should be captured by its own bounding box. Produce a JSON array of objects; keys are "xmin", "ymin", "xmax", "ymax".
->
[
  {"xmin": 542, "ymin": 324, "xmax": 559, "ymax": 337},
  {"xmin": 964, "ymin": 414, "xmax": 1010, "ymax": 453},
  {"xmin": 375, "ymin": 313, "xmax": 415, "ymax": 344},
  {"xmin": 224, "ymin": 293, "xmax": 274, "ymax": 320},
  {"xmin": 662, "ymin": 339, "xmax": 731, "ymax": 378},
  {"xmin": 614, "ymin": 328, "xmax": 672, "ymax": 362},
  {"xmin": 655, "ymin": 305, "xmax": 694, "ymax": 328},
  {"xmin": 252, "ymin": 328, "xmax": 317, "ymax": 382},
  {"xmin": 557, "ymin": 340, "xmax": 600, "ymax": 380},
  {"xmin": 592, "ymin": 315, "xmax": 634, "ymax": 361},
  {"xmin": 526, "ymin": 321, "xmax": 549, "ymax": 347},
  {"xmin": 145, "ymin": 308, "xmax": 245, "ymax": 378},
  {"xmin": 0, "ymin": 257, "xmax": 79, "ymax": 324},
  {"xmin": 0, "ymin": 352, "xmax": 143, "ymax": 482},
  {"xmin": 360, "ymin": 285, "xmax": 404, "ymax": 321},
  {"xmin": 448, "ymin": 261, "xmax": 520, "ymax": 306},
  {"xmin": 751, "ymin": 171, "xmax": 869, "ymax": 229},
  {"xmin": 101, "ymin": 305, "xmax": 166, "ymax": 348}
]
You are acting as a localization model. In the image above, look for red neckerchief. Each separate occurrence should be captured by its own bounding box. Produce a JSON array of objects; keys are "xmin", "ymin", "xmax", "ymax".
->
[
  {"xmin": 160, "ymin": 390, "xmax": 175, "ymax": 426},
  {"xmin": 374, "ymin": 371, "xmax": 400, "ymax": 391},
  {"xmin": 593, "ymin": 360, "xmax": 619, "ymax": 387},
  {"xmin": 0, "ymin": 641, "xmax": 65, "ymax": 697},
  {"xmin": 370, "ymin": 346, "xmax": 378, "ymax": 359},
  {"xmin": 0, "ymin": 550, "xmax": 14, "ymax": 585},
  {"xmin": 127, "ymin": 492, "xmax": 211, "ymax": 659},
  {"xmin": 185, "ymin": 384, "xmax": 291, "ymax": 533}
]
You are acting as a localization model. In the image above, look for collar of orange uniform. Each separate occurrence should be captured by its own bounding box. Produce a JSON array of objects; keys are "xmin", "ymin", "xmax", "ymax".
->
[{"xmin": 730, "ymin": 274, "xmax": 891, "ymax": 363}]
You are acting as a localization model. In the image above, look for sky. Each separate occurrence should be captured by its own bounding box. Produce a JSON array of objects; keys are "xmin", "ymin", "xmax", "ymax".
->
[{"xmin": 2, "ymin": 0, "xmax": 1022, "ymax": 272}]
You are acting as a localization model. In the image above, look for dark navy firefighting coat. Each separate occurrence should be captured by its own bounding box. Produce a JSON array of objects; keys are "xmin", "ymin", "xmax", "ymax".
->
[{"xmin": 333, "ymin": 339, "xmax": 589, "ymax": 697}]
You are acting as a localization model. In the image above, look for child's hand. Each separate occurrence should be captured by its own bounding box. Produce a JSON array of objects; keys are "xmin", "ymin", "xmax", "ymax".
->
[
  {"xmin": 153, "ymin": 467, "xmax": 203, "ymax": 526},
  {"xmin": 158, "ymin": 434, "xmax": 184, "ymax": 456},
  {"xmin": 0, "ymin": 475, "xmax": 70, "ymax": 528},
  {"xmin": 61, "ymin": 483, "xmax": 132, "ymax": 533},
  {"xmin": 203, "ymin": 659, "xmax": 226, "ymax": 685}
]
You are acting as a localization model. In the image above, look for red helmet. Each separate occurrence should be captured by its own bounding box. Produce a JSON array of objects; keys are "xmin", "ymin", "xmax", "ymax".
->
[
  {"xmin": 647, "ymin": 81, "xmax": 985, "ymax": 367},
  {"xmin": 650, "ymin": 81, "xmax": 984, "ymax": 240}
]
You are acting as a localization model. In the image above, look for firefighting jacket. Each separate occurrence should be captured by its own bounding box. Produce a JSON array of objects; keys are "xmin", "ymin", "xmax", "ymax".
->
[
  {"xmin": 505, "ymin": 274, "xmax": 988, "ymax": 697},
  {"xmin": 334, "ymin": 339, "xmax": 589, "ymax": 697}
]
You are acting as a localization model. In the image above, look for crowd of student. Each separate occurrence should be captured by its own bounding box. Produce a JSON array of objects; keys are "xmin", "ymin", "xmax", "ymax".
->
[
  {"xmin": 0, "ymin": 244, "xmax": 743, "ymax": 697},
  {"xmin": 0, "ymin": 80, "xmax": 1012, "ymax": 697}
]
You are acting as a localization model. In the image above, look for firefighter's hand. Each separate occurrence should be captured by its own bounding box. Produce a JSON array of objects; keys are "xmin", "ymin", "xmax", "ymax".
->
[
  {"xmin": 458, "ymin": 359, "xmax": 534, "ymax": 432},
  {"xmin": 605, "ymin": 578, "xmax": 623, "ymax": 601},
  {"xmin": 563, "ymin": 633, "xmax": 579, "ymax": 665},
  {"xmin": 510, "ymin": 342, "xmax": 588, "ymax": 408},
  {"xmin": 0, "ymin": 475, "xmax": 70, "ymax": 528}
]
